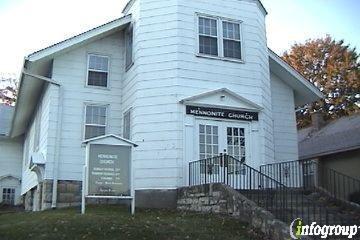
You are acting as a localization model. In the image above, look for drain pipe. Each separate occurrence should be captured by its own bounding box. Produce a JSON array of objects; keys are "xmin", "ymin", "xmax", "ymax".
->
[
  {"xmin": 51, "ymin": 83, "xmax": 63, "ymax": 209},
  {"xmin": 22, "ymin": 69, "xmax": 63, "ymax": 209}
]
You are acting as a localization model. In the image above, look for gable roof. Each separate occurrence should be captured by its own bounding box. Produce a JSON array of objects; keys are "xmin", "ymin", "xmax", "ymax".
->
[
  {"xmin": 9, "ymin": 15, "xmax": 132, "ymax": 138},
  {"xmin": 180, "ymin": 88, "xmax": 263, "ymax": 111},
  {"xmin": 269, "ymin": 49, "xmax": 323, "ymax": 106},
  {"xmin": 27, "ymin": 15, "xmax": 132, "ymax": 62},
  {"xmin": 298, "ymin": 114, "xmax": 360, "ymax": 159},
  {"xmin": 83, "ymin": 134, "xmax": 138, "ymax": 147},
  {"xmin": 0, "ymin": 175, "xmax": 21, "ymax": 182}
]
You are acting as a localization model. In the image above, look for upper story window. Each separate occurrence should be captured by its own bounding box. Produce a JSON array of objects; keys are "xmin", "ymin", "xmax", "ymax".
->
[
  {"xmin": 223, "ymin": 21, "xmax": 241, "ymax": 59},
  {"xmin": 87, "ymin": 54, "xmax": 109, "ymax": 88},
  {"xmin": 199, "ymin": 17, "xmax": 218, "ymax": 56},
  {"xmin": 197, "ymin": 14, "xmax": 243, "ymax": 61},
  {"xmin": 123, "ymin": 109, "xmax": 131, "ymax": 140},
  {"xmin": 84, "ymin": 104, "xmax": 107, "ymax": 140},
  {"xmin": 125, "ymin": 25, "xmax": 134, "ymax": 70}
]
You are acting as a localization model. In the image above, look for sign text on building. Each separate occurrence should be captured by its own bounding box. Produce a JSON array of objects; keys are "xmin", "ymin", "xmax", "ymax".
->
[
  {"xmin": 186, "ymin": 105, "xmax": 258, "ymax": 121},
  {"xmin": 88, "ymin": 144, "xmax": 130, "ymax": 196}
]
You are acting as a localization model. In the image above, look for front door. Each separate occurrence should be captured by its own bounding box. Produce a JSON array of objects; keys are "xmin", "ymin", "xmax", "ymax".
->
[{"xmin": 195, "ymin": 119, "xmax": 249, "ymax": 183}]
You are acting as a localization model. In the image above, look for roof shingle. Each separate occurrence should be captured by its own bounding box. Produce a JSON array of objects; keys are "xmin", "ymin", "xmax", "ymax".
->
[{"xmin": 298, "ymin": 114, "xmax": 360, "ymax": 159}]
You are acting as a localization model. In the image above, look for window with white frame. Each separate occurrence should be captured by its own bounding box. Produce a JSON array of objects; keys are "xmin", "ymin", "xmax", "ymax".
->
[
  {"xmin": 2, "ymin": 188, "xmax": 15, "ymax": 205},
  {"xmin": 197, "ymin": 15, "xmax": 243, "ymax": 60},
  {"xmin": 198, "ymin": 17, "xmax": 218, "ymax": 56},
  {"xmin": 222, "ymin": 21, "xmax": 242, "ymax": 59},
  {"xmin": 125, "ymin": 25, "xmax": 134, "ymax": 69},
  {"xmin": 84, "ymin": 105, "xmax": 107, "ymax": 140},
  {"xmin": 123, "ymin": 109, "xmax": 131, "ymax": 140},
  {"xmin": 87, "ymin": 54, "xmax": 109, "ymax": 87}
]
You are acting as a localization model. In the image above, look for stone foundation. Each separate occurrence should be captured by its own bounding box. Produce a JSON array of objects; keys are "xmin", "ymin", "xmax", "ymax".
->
[
  {"xmin": 24, "ymin": 189, "xmax": 34, "ymax": 211},
  {"xmin": 135, "ymin": 189, "xmax": 177, "ymax": 209},
  {"xmin": 24, "ymin": 180, "xmax": 178, "ymax": 210},
  {"xmin": 177, "ymin": 183, "xmax": 306, "ymax": 240}
]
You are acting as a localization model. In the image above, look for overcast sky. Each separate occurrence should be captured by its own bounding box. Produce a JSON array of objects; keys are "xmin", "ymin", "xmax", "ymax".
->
[{"xmin": 0, "ymin": 0, "xmax": 359, "ymax": 75}]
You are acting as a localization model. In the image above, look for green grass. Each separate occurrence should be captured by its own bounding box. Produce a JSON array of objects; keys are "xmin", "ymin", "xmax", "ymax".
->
[{"xmin": 0, "ymin": 205, "xmax": 253, "ymax": 240}]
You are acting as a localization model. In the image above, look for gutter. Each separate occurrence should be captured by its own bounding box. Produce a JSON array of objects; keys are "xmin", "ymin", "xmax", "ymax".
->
[{"xmin": 9, "ymin": 58, "xmax": 27, "ymax": 138}]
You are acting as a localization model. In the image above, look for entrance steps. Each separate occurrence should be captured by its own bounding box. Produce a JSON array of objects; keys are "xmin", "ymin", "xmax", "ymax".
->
[{"xmin": 238, "ymin": 189, "xmax": 359, "ymax": 226}]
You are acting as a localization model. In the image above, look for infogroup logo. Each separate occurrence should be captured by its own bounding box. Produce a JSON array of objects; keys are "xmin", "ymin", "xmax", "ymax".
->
[{"xmin": 290, "ymin": 218, "xmax": 360, "ymax": 239}]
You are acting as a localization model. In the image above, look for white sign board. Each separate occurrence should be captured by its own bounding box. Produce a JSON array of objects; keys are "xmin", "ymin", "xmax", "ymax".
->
[{"xmin": 81, "ymin": 135, "xmax": 136, "ymax": 215}]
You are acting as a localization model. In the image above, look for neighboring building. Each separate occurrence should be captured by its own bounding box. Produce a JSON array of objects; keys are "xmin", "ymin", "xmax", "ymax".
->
[
  {"xmin": 3, "ymin": 0, "xmax": 322, "ymax": 211},
  {"xmin": 298, "ymin": 113, "xmax": 360, "ymax": 203},
  {"xmin": 0, "ymin": 104, "xmax": 23, "ymax": 205},
  {"xmin": 298, "ymin": 113, "xmax": 360, "ymax": 181}
]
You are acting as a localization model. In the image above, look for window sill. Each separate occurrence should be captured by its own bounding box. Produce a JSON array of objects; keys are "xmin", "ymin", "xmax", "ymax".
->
[
  {"xmin": 196, "ymin": 53, "xmax": 245, "ymax": 64},
  {"xmin": 85, "ymin": 85, "xmax": 111, "ymax": 91}
]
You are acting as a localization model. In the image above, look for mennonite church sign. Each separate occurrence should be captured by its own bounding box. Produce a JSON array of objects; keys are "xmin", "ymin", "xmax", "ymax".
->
[
  {"xmin": 88, "ymin": 144, "xmax": 130, "ymax": 196},
  {"xmin": 186, "ymin": 105, "xmax": 258, "ymax": 121},
  {"xmin": 81, "ymin": 135, "xmax": 137, "ymax": 215}
]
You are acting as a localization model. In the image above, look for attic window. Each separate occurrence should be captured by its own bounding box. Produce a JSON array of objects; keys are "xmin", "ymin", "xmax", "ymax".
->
[{"xmin": 87, "ymin": 54, "xmax": 109, "ymax": 88}]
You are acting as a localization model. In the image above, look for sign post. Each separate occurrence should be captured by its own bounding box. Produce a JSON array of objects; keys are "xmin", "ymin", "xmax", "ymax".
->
[{"xmin": 81, "ymin": 134, "xmax": 137, "ymax": 215}]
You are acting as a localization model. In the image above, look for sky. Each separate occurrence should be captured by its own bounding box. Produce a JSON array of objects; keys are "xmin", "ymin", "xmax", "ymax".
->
[{"xmin": 0, "ymin": 0, "xmax": 359, "ymax": 75}]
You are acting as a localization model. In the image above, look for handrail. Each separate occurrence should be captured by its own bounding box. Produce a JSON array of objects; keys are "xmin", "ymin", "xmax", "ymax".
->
[
  {"xmin": 260, "ymin": 159, "xmax": 360, "ymax": 205},
  {"xmin": 189, "ymin": 154, "xmax": 357, "ymax": 225}
]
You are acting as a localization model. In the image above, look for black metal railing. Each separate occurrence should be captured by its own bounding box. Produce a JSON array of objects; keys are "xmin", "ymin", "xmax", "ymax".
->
[
  {"xmin": 260, "ymin": 159, "xmax": 360, "ymax": 205},
  {"xmin": 189, "ymin": 154, "xmax": 356, "ymax": 225}
]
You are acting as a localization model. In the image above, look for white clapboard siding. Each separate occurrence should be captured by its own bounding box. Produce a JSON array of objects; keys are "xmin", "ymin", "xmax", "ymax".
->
[
  {"xmin": 122, "ymin": 0, "xmax": 274, "ymax": 190},
  {"xmin": 0, "ymin": 139, "xmax": 23, "ymax": 178},
  {"xmin": 271, "ymin": 72, "xmax": 299, "ymax": 162},
  {"xmin": 18, "ymin": 0, "xmax": 300, "ymax": 193},
  {"xmin": 174, "ymin": 0, "xmax": 274, "ymax": 165},
  {"xmin": 21, "ymin": 84, "xmax": 52, "ymax": 194},
  {"xmin": 50, "ymin": 31, "xmax": 125, "ymax": 181}
]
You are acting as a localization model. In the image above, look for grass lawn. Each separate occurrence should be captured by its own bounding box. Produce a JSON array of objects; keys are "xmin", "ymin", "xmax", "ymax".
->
[{"xmin": 0, "ymin": 205, "xmax": 256, "ymax": 240}]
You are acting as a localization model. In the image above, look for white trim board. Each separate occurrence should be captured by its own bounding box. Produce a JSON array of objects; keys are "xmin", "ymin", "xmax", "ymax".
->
[{"xmin": 27, "ymin": 15, "xmax": 132, "ymax": 62}]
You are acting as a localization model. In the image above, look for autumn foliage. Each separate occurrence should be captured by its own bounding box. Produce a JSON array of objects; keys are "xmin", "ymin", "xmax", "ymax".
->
[
  {"xmin": 282, "ymin": 36, "xmax": 360, "ymax": 128},
  {"xmin": 0, "ymin": 75, "xmax": 18, "ymax": 106}
]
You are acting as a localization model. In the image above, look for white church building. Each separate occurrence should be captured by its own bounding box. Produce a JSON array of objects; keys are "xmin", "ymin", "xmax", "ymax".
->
[{"xmin": 0, "ymin": 0, "xmax": 321, "ymax": 210}]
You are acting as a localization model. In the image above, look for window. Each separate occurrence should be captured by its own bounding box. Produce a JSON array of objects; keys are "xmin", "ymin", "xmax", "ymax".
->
[
  {"xmin": 87, "ymin": 54, "xmax": 109, "ymax": 87},
  {"xmin": 227, "ymin": 127, "xmax": 246, "ymax": 174},
  {"xmin": 125, "ymin": 26, "xmax": 134, "ymax": 69},
  {"xmin": 84, "ymin": 105, "xmax": 107, "ymax": 140},
  {"xmin": 123, "ymin": 109, "xmax": 131, "ymax": 140},
  {"xmin": 197, "ymin": 15, "xmax": 243, "ymax": 61},
  {"xmin": 199, "ymin": 124, "xmax": 219, "ymax": 174},
  {"xmin": 198, "ymin": 17, "xmax": 218, "ymax": 56},
  {"xmin": 223, "ymin": 21, "xmax": 241, "ymax": 59},
  {"xmin": 2, "ymin": 188, "xmax": 15, "ymax": 205}
]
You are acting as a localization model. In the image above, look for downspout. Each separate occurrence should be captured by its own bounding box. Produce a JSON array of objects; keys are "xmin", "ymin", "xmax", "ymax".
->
[
  {"xmin": 21, "ymin": 69, "xmax": 63, "ymax": 209},
  {"xmin": 51, "ymin": 83, "xmax": 63, "ymax": 209}
]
